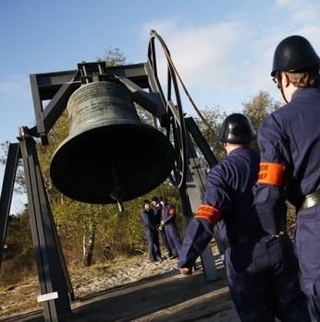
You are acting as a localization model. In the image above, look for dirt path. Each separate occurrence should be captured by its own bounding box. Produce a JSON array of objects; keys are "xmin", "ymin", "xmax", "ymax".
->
[{"xmin": 1, "ymin": 252, "xmax": 240, "ymax": 321}]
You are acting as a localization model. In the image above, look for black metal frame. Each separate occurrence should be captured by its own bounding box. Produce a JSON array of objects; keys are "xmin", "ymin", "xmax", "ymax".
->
[
  {"xmin": 0, "ymin": 143, "xmax": 20, "ymax": 268},
  {"xmin": 0, "ymin": 45, "xmax": 222, "ymax": 319},
  {"xmin": 0, "ymin": 136, "xmax": 73, "ymax": 320}
]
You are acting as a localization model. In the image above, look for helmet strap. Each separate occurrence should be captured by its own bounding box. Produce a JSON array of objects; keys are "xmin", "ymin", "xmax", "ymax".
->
[
  {"xmin": 280, "ymin": 88, "xmax": 289, "ymax": 104},
  {"xmin": 275, "ymin": 71, "xmax": 289, "ymax": 104}
]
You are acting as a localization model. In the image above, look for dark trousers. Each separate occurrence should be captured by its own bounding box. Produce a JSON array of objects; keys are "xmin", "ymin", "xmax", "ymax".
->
[
  {"xmin": 153, "ymin": 229, "xmax": 161, "ymax": 258},
  {"xmin": 159, "ymin": 228, "xmax": 172, "ymax": 256},
  {"xmin": 296, "ymin": 207, "xmax": 320, "ymax": 321},
  {"xmin": 145, "ymin": 228, "xmax": 160, "ymax": 261},
  {"xmin": 164, "ymin": 223, "xmax": 181, "ymax": 257},
  {"xmin": 225, "ymin": 234, "xmax": 310, "ymax": 322}
]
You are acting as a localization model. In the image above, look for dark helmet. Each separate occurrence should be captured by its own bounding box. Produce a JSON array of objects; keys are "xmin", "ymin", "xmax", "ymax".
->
[
  {"xmin": 271, "ymin": 35, "xmax": 320, "ymax": 76},
  {"xmin": 218, "ymin": 113, "xmax": 256, "ymax": 144}
]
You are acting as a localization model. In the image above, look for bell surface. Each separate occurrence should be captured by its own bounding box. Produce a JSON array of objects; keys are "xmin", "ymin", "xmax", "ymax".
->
[{"xmin": 50, "ymin": 81, "xmax": 175, "ymax": 204}]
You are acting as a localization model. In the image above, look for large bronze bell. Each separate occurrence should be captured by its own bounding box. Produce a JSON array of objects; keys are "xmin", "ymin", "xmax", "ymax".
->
[{"xmin": 50, "ymin": 81, "xmax": 175, "ymax": 204}]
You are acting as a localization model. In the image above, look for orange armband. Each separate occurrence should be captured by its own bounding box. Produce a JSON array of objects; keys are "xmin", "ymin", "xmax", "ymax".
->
[
  {"xmin": 194, "ymin": 204, "xmax": 221, "ymax": 226},
  {"xmin": 258, "ymin": 162, "xmax": 286, "ymax": 186}
]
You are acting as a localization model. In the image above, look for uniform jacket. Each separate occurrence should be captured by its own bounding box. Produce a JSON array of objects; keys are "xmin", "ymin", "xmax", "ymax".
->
[
  {"xmin": 162, "ymin": 203, "xmax": 177, "ymax": 225},
  {"xmin": 141, "ymin": 208, "xmax": 156, "ymax": 230},
  {"xmin": 179, "ymin": 147, "xmax": 264, "ymax": 268},
  {"xmin": 254, "ymin": 87, "xmax": 320, "ymax": 234}
]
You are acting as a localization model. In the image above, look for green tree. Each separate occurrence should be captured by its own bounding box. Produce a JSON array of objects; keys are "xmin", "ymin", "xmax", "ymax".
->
[
  {"xmin": 241, "ymin": 90, "xmax": 281, "ymax": 151},
  {"xmin": 97, "ymin": 47, "xmax": 126, "ymax": 66},
  {"xmin": 193, "ymin": 106, "xmax": 228, "ymax": 164}
]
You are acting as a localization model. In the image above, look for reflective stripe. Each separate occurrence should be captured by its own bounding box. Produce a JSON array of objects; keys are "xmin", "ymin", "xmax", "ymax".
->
[
  {"xmin": 194, "ymin": 204, "xmax": 221, "ymax": 226},
  {"xmin": 258, "ymin": 162, "xmax": 286, "ymax": 186}
]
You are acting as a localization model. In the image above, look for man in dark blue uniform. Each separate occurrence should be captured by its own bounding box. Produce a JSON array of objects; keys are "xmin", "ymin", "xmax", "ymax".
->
[
  {"xmin": 254, "ymin": 35, "xmax": 320, "ymax": 321},
  {"xmin": 141, "ymin": 200, "xmax": 161, "ymax": 262},
  {"xmin": 151, "ymin": 196, "xmax": 173, "ymax": 258},
  {"xmin": 160, "ymin": 196, "xmax": 182, "ymax": 259},
  {"xmin": 178, "ymin": 113, "xmax": 310, "ymax": 321}
]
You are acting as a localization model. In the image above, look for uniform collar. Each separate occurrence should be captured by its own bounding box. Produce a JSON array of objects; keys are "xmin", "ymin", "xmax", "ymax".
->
[{"xmin": 228, "ymin": 146, "xmax": 249, "ymax": 156}]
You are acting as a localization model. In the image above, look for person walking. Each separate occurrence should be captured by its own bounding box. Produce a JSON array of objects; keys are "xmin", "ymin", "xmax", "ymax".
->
[
  {"xmin": 140, "ymin": 200, "xmax": 161, "ymax": 262},
  {"xmin": 178, "ymin": 113, "xmax": 310, "ymax": 321},
  {"xmin": 160, "ymin": 196, "xmax": 181, "ymax": 259},
  {"xmin": 254, "ymin": 34, "xmax": 320, "ymax": 321},
  {"xmin": 151, "ymin": 196, "xmax": 173, "ymax": 258}
]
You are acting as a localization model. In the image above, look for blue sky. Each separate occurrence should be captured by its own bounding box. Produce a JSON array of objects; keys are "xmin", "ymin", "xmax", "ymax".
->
[{"xmin": 1, "ymin": 0, "xmax": 320, "ymax": 214}]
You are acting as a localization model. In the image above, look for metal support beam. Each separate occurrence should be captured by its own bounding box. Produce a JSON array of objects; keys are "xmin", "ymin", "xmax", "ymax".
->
[
  {"xmin": 185, "ymin": 117, "xmax": 226, "ymax": 257},
  {"xmin": 18, "ymin": 129, "xmax": 72, "ymax": 321},
  {"xmin": 182, "ymin": 129, "xmax": 218, "ymax": 281},
  {"xmin": 0, "ymin": 143, "xmax": 20, "ymax": 266}
]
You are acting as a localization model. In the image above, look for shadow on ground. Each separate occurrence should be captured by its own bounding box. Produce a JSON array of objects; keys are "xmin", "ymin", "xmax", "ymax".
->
[{"xmin": 2, "ymin": 264, "xmax": 239, "ymax": 322}]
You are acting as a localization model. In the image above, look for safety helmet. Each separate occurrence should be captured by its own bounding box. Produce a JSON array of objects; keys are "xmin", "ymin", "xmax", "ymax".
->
[
  {"xmin": 218, "ymin": 113, "xmax": 256, "ymax": 144},
  {"xmin": 271, "ymin": 35, "xmax": 320, "ymax": 76}
]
